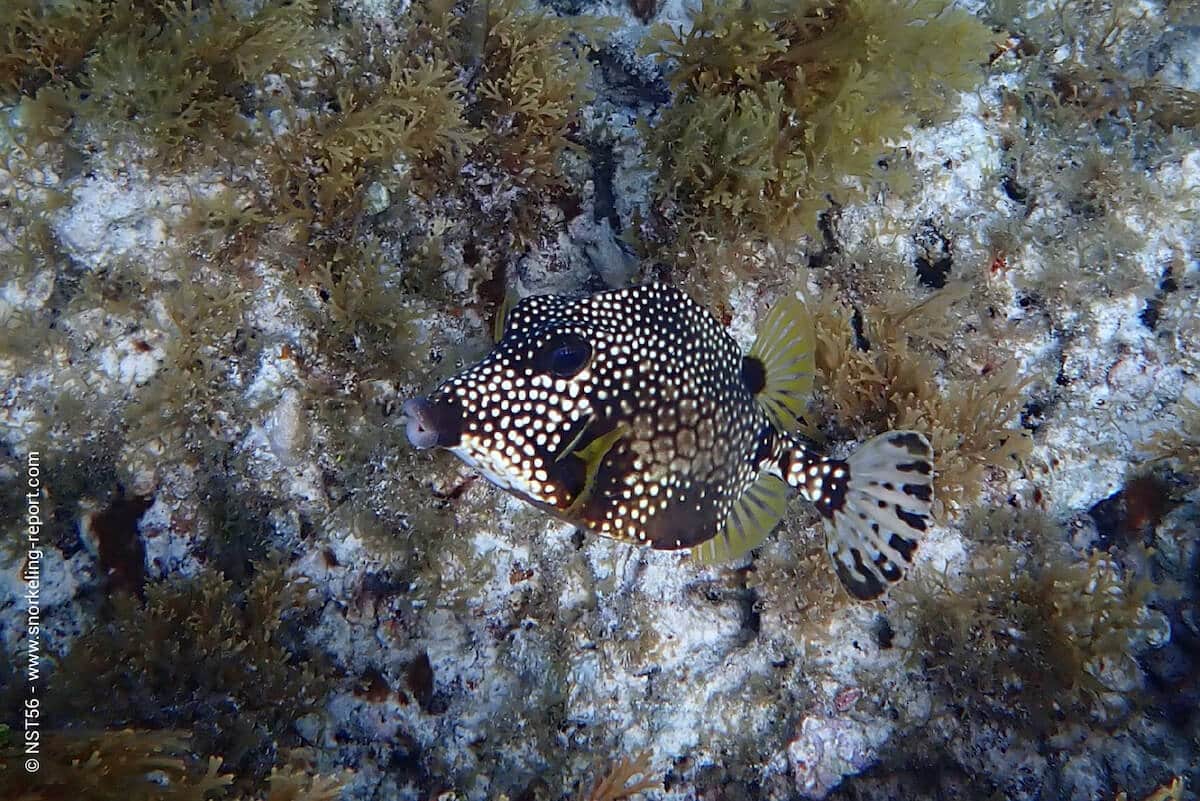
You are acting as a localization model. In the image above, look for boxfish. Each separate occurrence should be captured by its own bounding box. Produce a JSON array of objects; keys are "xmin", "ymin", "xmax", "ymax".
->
[{"xmin": 405, "ymin": 284, "xmax": 934, "ymax": 599}]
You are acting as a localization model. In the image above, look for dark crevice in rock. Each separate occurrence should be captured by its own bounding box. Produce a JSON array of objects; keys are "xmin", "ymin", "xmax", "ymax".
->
[
  {"xmin": 914, "ymin": 219, "xmax": 952, "ymax": 289},
  {"xmin": 1087, "ymin": 473, "xmax": 1179, "ymax": 550},
  {"xmin": 1139, "ymin": 262, "xmax": 1179, "ymax": 331},
  {"xmin": 90, "ymin": 487, "xmax": 154, "ymax": 598}
]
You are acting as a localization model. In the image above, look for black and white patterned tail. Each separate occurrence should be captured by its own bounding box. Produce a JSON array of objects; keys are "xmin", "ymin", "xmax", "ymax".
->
[{"xmin": 787, "ymin": 431, "xmax": 934, "ymax": 600}]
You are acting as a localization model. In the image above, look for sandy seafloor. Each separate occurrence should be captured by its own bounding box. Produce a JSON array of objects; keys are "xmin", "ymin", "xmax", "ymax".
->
[{"xmin": 0, "ymin": 0, "xmax": 1198, "ymax": 798}]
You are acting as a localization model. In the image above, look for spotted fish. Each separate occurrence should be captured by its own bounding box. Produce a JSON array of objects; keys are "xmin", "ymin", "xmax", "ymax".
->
[{"xmin": 404, "ymin": 284, "xmax": 934, "ymax": 599}]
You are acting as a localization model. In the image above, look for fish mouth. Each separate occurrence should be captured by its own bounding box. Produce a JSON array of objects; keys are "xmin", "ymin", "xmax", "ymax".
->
[{"xmin": 403, "ymin": 397, "xmax": 462, "ymax": 450}]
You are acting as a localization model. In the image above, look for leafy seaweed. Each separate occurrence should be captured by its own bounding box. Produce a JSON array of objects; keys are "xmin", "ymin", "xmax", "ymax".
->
[
  {"xmin": 263, "ymin": 54, "xmax": 479, "ymax": 233},
  {"xmin": 0, "ymin": 729, "xmax": 348, "ymax": 801},
  {"xmin": 811, "ymin": 290, "xmax": 1032, "ymax": 512},
  {"xmin": 901, "ymin": 508, "xmax": 1165, "ymax": 738},
  {"xmin": 473, "ymin": 0, "xmax": 595, "ymax": 199},
  {"xmin": 76, "ymin": 0, "xmax": 317, "ymax": 162},
  {"xmin": 47, "ymin": 566, "xmax": 325, "ymax": 789},
  {"xmin": 0, "ymin": 729, "xmax": 231, "ymax": 801},
  {"xmin": 643, "ymin": 0, "xmax": 996, "ymax": 244},
  {"xmin": 1146, "ymin": 397, "xmax": 1200, "ymax": 477},
  {"xmin": 0, "ymin": 0, "xmax": 111, "ymax": 99}
]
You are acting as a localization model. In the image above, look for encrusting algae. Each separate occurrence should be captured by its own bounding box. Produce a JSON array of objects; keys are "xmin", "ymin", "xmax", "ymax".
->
[{"xmin": 406, "ymin": 284, "xmax": 935, "ymax": 599}]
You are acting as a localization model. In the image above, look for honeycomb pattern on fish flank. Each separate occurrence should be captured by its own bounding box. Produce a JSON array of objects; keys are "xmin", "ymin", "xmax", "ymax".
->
[{"xmin": 584, "ymin": 288, "xmax": 767, "ymax": 547}]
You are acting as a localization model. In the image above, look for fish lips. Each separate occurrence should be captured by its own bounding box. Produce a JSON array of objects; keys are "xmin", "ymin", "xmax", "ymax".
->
[{"xmin": 403, "ymin": 397, "xmax": 463, "ymax": 450}]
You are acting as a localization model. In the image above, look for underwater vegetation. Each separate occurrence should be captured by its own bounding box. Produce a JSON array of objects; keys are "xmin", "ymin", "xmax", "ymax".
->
[
  {"xmin": 810, "ymin": 289, "xmax": 1031, "ymax": 514},
  {"xmin": 1118, "ymin": 777, "xmax": 1186, "ymax": 801},
  {"xmin": 82, "ymin": 0, "xmax": 316, "ymax": 163},
  {"xmin": 0, "ymin": 728, "xmax": 233, "ymax": 801},
  {"xmin": 814, "ymin": 504, "xmax": 1188, "ymax": 799},
  {"xmin": 903, "ymin": 508, "xmax": 1165, "ymax": 737},
  {"xmin": 1147, "ymin": 397, "xmax": 1200, "ymax": 477},
  {"xmin": 471, "ymin": 0, "xmax": 597, "ymax": 202},
  {"xmin": 256, "ymin": 0, "xmax": 596, "ymax": 255},
  {"xmin": 0, "ymin": 0, "xmax": 1197, "ymax": 795},
  {"xmin": 2, "ymin": 0, "xmax": 319, "ymax": 162},
  {"xmin": 977, "ymin": 0, "xmax": 1200, "ymax": 330},
  {"xmin": 0, "ymin": 0, "xmax": 109, "ymax": 98},
  {"xmin": 833, "ymin": 429, "xmax": 1197, "ymax": 772},
  {"xmin": 0, "ymin": 0, "xmax": 602, "ymax": 539},
  {"xmin": 40, "ymin": 565, "xmax": 326, "ymax": 791},
  {"xmin": 582, "ymin": 752, "xmax": 660, "ymax": 801},
  {"xmin": 0, "ymin": 728, "xmax": 347, "ymax": 801},
  {"xmin": 641, "ymin": 0, "xmax": 997, "ymax": 248}
]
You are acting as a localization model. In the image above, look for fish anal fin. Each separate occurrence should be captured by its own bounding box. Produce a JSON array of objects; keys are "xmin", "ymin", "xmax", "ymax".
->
[
  {"xmin": 691, "ymin": 472, "xmax": 789, "ymax": 565},
  {"xmin": 747, "ymin": 295, "xmax": 815, "ymax": 433},
  {"xmin": 822, "ymin": 430, "xmax": 935, "ymax": 600}
]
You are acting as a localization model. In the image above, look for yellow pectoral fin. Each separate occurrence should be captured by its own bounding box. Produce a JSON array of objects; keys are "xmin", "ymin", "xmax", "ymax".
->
[
  {"xmin": 562, "ymin": 423, "xmax": 628, "ymax": 517},
  {"xmin": 493, "ymin": 287, "xmax": 519, "ymax": 343},
  {"xmin": 555, "ymin": 415, "xmax": 595, "ymax": 462},
  {"xmin": 748, "ymin": 295, "xmax": 815, "ymax": 433}
]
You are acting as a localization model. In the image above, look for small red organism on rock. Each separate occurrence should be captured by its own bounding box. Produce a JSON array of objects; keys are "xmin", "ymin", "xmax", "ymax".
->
[{"xmin": 834, "ymin": 687, "xmax": 861, "ymax": 712}]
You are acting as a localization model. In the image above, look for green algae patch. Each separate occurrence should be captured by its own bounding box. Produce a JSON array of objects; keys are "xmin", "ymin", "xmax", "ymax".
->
[{"xmin": 643, "ymin": 0, "xmax": 997, "ymax": 244}]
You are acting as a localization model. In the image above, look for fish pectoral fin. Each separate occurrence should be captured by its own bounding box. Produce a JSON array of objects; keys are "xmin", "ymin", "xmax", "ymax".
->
[
  {"xmin": 746, "ymin": 295, "xmax": 815, "ymax": 433},
  {"xmin": 690, "ymin": 472, "xmax": 789, "ymax": 565},
  {"xmin": 822, "ymin": 431, "xmax": 935, "ymax": 601},
  {"xmin": 555, "ymin": 413, "xmax": 596, "ymax": 462},
  {"xmin": 562, "ymin": 422, "xmax": 628, "ymax": 517},
  {"xmin": 492, "ymin": 286, "xmax": 520, "ymax": 343}
]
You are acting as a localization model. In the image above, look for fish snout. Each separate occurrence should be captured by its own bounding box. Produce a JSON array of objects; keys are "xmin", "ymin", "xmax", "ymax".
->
[{"xmin": 403, "ymin": 397, "xmax": 463, "ymax": 450}]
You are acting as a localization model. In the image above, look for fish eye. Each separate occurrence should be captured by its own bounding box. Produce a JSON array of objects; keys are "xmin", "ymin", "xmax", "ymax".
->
[{"xmin": 540, "ymin": 331, "xmax": 591, "ymax": 378}]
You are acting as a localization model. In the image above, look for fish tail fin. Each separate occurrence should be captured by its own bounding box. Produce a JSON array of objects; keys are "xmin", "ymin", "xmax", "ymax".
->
[
  {"xmin": 747, "ymin": 295, "xmax": 815, "ymax": 433},
  {"xmin": 787, "ymin": 431, "xmax": 934, "ymax": 600}
]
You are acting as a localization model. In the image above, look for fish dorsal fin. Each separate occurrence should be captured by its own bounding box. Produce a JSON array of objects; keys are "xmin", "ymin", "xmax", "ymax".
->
[
  {"xmin": 493, "ymin": 287, "xmax": 519, "ymax": 343},
  {"xmin": 819, "ymin": 431, "xmax": 935, "ymax": 600},
  {"xmin": 745, "ymin": 295, "xmax": 815, "ymax": 433},
  {"xmin": 691, "ymin": 472, "xmax": 789, "ymax": 565}
]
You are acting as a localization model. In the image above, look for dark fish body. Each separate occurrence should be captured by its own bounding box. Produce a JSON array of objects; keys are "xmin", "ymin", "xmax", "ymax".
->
[{"xmin": 405, "ymin": 284, "xmax": 934, "ymax": 599}]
